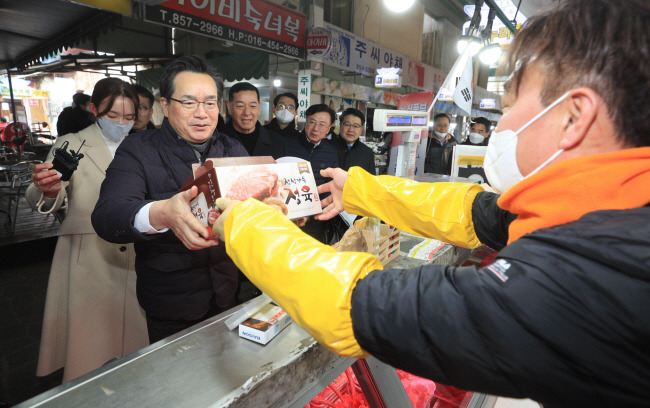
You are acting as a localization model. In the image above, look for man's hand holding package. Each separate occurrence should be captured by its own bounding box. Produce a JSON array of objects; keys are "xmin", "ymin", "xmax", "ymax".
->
[
  {"xmin": 149, "ymin": 186, "xmax": 218, "ymax": 250},
  {"xmin": 214, "ymin": 196, "xmax": 383, "ymax": 358}
]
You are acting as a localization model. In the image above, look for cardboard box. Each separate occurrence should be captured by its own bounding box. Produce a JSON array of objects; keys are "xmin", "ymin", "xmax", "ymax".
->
[
  {"xmin": 358, "ymin": 223, "xmax": 400, "ymax": 266},
  {"xmin": 238, "ymin": 303, "xmax": 292, "ymax": 345},
  {"xmin": 183, "ymin": 157, "xmax": 322, "ymax": 222},
  {"xmin": 214, "ymin": 161, "xmax": 321, "ymax": 220}
]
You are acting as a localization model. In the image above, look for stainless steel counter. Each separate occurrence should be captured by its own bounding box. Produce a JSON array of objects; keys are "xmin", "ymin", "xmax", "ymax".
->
[
  {"xmin": 16, "ymin": 309, "xmax": 355, "ymax": 408},
  {"xmin": 17, "ymin": 234, "xmax": 481, "ymax": 408}
]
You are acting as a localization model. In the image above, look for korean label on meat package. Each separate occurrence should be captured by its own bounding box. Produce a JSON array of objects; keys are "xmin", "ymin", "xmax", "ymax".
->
[{"xmin": 215, "ymin": 162, "xmax": 321, "ymax": 219}]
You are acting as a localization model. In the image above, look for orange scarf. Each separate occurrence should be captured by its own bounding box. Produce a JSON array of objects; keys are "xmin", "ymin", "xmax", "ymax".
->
[{"xmin": 498, "ymin": 147, "xmax": 650, "ymax": 244}]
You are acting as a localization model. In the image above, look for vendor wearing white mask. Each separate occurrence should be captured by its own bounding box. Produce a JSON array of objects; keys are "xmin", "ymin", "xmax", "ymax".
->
[
  {"xmin": 26, "ymin": 78, "xmax": 148, "ymax": 383},
  {"xmin": 463, "ymin": 116, "xmax": 491, "ymax": 146},
  {"xmin": 210, "ymin": 2, "xmax": 650, "ymax": 406},
  {"xmin": 264, "ymin": 92, "xmax": 302, "ymax": 140},
  {"xmin": 424, "ymin": 112, "xmax": 457, "ymax": 175}
]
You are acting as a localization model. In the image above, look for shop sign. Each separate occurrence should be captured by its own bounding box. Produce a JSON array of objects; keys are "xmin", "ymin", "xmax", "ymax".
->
[
  {"xmin": 462, "ymin": 0, "xmax": 525, "ymax": 46},
  {"xmin": 374, "ymin": 67, "xmax": 401, "ymax": 88},
  {"xmin": 306, "ymin": 27, "xmax": 331, "ymax": 57},
  {"xmin": 479, "ymin": 98, "xmax": 496, "ymax": 109},
  {"xmin": 1, "ymin": 85, "xmax": 32, "ymax": 98},
  {"xmin": 145, "ymin": 0, "xmax": 306, "ymax": 59},
  {"xmin": 315, "ymin": 23, "xmax": 444, "ymax": 91},
  {"xmin": 27, "ymin": 99, "xmax": 39, "ymax": 107},
  {"xmin": 297, "ymin": 70, "xmax": 311, "ymax": 122}
]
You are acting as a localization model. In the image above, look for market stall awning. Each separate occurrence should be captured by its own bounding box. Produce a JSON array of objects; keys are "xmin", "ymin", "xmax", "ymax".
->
[
  {"xmin": 0, "ymin": 0, "xmax": 119, "ymax": 70},
  {"xmin": 136, "ymin": 52, "xmax": 270, "ymax": 89}
]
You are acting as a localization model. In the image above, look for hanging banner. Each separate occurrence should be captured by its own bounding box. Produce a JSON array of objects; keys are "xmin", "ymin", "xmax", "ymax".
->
[
  {"xmin": 315, "ymin": 23, "xmax": 444, "ymax": 91},
  {"xmin": 435, "ymin": 44, "xmax": 473, "ymax": 115},
  {"xmin": 297, "ymin": 70, "xmax": 311, "ymax": 122},
  {"xmin": 145, "ymin": 0, "xmax": 306, "ymax": 59},
  {"xmin": 452, "ymin": 50, "xmax": 474, "ymax": 115}
]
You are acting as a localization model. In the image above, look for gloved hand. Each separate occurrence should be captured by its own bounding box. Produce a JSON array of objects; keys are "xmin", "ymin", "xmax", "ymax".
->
[
  {"xmin": 342, "ymin": 167, "xmax": 484, "ymax": 249},
  {"xmin": 213, "ymin": 197, "xmax": 241, "ymax": 240},
  {"xmin": 219, "ymin": 198, "xmax": 384, "ymax": 358}
]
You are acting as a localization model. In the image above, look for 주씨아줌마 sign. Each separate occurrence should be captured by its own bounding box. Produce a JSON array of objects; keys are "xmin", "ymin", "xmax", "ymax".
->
[{"xmin": 145, "ymin": 0, "xmax": 306, "ymax": 58}]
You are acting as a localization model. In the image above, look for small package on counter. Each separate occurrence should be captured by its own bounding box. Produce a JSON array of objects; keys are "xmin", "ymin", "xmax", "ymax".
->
[{"xmin": 238, "ymin": 303, "xmax": 292, "ymax": 345}]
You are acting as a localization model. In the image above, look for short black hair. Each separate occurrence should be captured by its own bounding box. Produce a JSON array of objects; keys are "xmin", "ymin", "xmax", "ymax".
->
[
  {"xmin": 229, "ymin": 82, "xmax": 260, "ymax": 102},
  {"xmin": 134, "ymin": 84, "xmax": 154, "ymax": 107},
  {"xmin": 72, "ymin": 92, "xmax": 91, "ymax": 106},
  {"xmin": 340, "ymin": 108, "xmax": 365, "ymax": 125},
  {"xmin": 433, "ymin": 113, "xmax": 450, "ymax": 122},
  {"xmin": 273, "ymin": 92, "xmax": 298, "ymax": 107},
  {"xmin": 159, "ymin": 55, "xmax": 223, "ymax": 101},
  {"xmin": 305, "ymin": 104, "xmax": 336, "ymax": 124},
  {"xmin": 471, "ymin": 117, "xmax": 491, "ymax": 132}
]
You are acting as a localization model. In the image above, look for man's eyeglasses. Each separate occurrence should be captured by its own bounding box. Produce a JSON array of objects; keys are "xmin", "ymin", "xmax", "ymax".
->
[
  {"xmin": 341, "ymin": 122, "xmax": 363, "ymax": 130},
  {"xmin": 169, "ymin": 97, "xmax": 219, "ymax": 112},
  {"xmin": 138, "ymin": 105, "xmax": 151, "ymax": 111},
  {"xmin": 307, "ymin": 119, "xmax": 331, "ymax": 130},
  {"xmin": 276, "ymin": 103, "xmax": 296, "ymax": 111}
]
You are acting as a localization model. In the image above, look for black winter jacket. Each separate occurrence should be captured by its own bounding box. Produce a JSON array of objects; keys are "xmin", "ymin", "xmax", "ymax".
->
[
  {"xmin": 222, "ymin": 120, "xmax": 286, "ymax": 159},
  {"xmin": 424, "ymin": 134, "xmax": 457, "ymax": 175},
  {"xmin": 351, "ymin": 191, "xmax": 650, "ymax": 408},
  {"xmin": 332, "ymin": 135, "xmax": 376, "ymax": 175},
  {"xmin": 264, "ymin": 118, "xmax": 302, "ymax": 140},
  {"xmin": 285, "ymin": 132, "xmax": 339, "ymax": 187},
  {"xmin": 92, "ymin": 118, "xmax": 248, "ymax": 321}
]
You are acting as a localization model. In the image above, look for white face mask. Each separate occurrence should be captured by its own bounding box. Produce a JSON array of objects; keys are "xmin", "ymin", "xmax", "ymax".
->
[
  {"xmin": 97, "ymin": 116, "xmax": 134, "ymax": 143},
  {"xmin": 484, "ymin": 91, "xmax": 570, "ymax": 193},
  {"xmin": 469, "ymin": 132, "xmax": 484, "ymax": 144},
  {"xmin": 275, "ymin": 109, "xmax": 295, "ymax": 124},
  {"xmin": 434, "ymin": 131, "xmax": 447, "ymax": 140}
]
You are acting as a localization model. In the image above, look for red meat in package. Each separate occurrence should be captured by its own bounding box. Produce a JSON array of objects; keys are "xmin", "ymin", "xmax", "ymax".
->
[{"xmin": 181, "ymin": 158, "xmax": 322, "ymax": 233}]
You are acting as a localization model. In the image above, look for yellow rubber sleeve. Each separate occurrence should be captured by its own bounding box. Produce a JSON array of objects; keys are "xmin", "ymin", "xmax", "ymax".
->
[
  {"xmin": 343, "ymin": 167, "xmax": 484, "ymax": 249},
  {"xmin": 223, "ymin": 198, "xmax": 384, "ymax": 358}
]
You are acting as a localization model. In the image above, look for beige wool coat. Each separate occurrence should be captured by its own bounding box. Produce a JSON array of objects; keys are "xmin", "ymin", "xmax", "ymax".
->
[{"xmin": 26, "ymin": 124, "xmax": 149, "ymax": 383}]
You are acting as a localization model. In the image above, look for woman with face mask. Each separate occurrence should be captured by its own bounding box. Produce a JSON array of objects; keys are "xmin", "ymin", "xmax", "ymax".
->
[{"xmin": 25, "ymin": 78, "xmax": 149, "ymax": 383}]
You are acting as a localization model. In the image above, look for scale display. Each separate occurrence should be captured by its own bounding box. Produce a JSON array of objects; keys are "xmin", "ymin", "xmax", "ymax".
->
[{"xmin": 374, "ymin": 109, "xmax": 429, "ymax": 132}]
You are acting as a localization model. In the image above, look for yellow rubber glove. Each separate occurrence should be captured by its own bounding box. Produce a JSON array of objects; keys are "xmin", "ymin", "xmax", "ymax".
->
[
  {"xmin": 219, "ymin": 198, "xmax": 383, "ymax": 358},
  {"xmin": 343, "ymin": 167, "xmax": 484, "ymax": 249}
]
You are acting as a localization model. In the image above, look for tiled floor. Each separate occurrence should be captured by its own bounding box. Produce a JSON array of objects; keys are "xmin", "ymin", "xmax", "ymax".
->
[{"xmin": 0, "ymin": 237, "xmax": 63, "ymax": 407}]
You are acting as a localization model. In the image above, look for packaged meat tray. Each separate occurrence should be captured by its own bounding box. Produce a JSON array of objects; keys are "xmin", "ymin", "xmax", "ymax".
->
[{"xmin": 214, "ymin": 161, "xmax": 322, "ymax": 220}]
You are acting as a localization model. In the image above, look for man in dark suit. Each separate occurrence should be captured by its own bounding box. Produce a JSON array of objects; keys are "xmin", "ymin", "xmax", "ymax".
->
[
  {"xmin": 332, "ymin": 108, "xmax": 375, "ymax": 175},
  {"xmin": 222, "ymin": 82, "xmax": 286, "ymax": 159}
]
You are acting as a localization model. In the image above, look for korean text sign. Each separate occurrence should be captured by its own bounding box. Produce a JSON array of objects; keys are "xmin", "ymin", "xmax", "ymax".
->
[{"xmin": 146, "ymin": 0, "xmax": 306, "ymax": 58}]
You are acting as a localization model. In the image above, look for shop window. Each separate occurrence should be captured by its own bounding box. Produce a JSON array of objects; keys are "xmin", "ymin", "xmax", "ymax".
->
[
  {"xmin": 324, "ymin": 0, "xmax": 353, "ymax": 32},
  {"xmin": 422, "ymin": 13, "xmax": 443, "ymax": 69}
]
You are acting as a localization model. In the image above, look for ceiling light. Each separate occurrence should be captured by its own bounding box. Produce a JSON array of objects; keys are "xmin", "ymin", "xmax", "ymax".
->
[
  {"xmin": 383, "ymin": 0, "xmax": 415, "ymax": 13},
  {"xmin": 457, "ymin": 35, "xmax": 483, "ymax": 55},
  {"xmin": 479, "ymin": 43, "xmax": 503, "ymax": 65},
  {"xmin": 273, "ymin": 78, "xmax": 281, "ymax": 87}
]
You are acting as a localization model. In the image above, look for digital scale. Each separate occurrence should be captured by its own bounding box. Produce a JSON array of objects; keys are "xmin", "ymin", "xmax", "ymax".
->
[{"xmin": 373, "ymin": 109, "xmax": 429, "ymax": 177}]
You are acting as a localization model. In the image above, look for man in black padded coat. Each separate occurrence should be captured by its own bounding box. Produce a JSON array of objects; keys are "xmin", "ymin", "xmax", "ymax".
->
[{"xmin": 92, "ymin": 56, "xmax": 248, "ymax": 343}]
